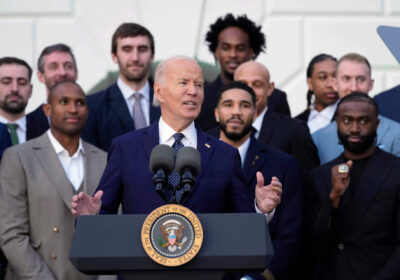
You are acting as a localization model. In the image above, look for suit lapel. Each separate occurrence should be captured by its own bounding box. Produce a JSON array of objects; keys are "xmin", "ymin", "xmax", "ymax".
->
[
  {"xmin": 258, "ymin": 109, "xmax": 275, "ymax": 144},
  {"xmin": 108, "ymin": 84, "xmax": 135, "ymax": 131},
  {"xmin": 82, "ymin": 142, "xmax": 102, "ymax": 194},
  {"xmin": 242, "ymin": 137, "xmax": 269, "ymax": 186},
  {"xmin": 32, "ymin": 134, "xmax": 75, "ymax": 210},
  {"xmin": 194, "ymin": 128, "xmax": 213, "ymax": 190}
]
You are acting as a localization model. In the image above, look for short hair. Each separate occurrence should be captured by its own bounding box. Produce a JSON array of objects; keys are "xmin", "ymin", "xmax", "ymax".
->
[
  {"xmin": 154, "ymin": 55, "xmax": 199, "ymax": 85},
  {"xmin": 37, "ymin": 43, "xmax": 77, "ymax": 73},
  {"xmin": 205, "ymin": 13, "xmax": 266, "ymax": 59},
  {"xmin": 111, "ymin": 23, "xmax": 155, "ymax": 55},
  {"xmin": 336, "ymin": 91, "xmax": 379, "ymax": 117},
  {"xmin": 0, "ymin": 56, "xmax": 33, "ymax": 81},
  {"xmin": 338, "ymin": 53, "xmax": 371, "ymax": 76},
  {"xmin": 216, "ymin": 81, "xmax": 256, "ymax": 108},
  {"xmin": 48, "ymin": 80, "xmax": 84, "ymax": 103},
  {"xmin": 306, "ymin": 53, "xmax": 337, "ymax": 107}
]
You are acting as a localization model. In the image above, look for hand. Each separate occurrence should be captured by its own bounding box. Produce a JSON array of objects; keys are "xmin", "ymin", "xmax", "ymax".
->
[
  {"xmin": 330, "ymin": 160, "xmax": 353, "ymax": 208},
  {"xmin": 71, "ymin": 190, "xmax": 103, "ymax": 216},
  {"xmin": 255, "ymin": 172, "xmax": 282, "ymax": 214}
]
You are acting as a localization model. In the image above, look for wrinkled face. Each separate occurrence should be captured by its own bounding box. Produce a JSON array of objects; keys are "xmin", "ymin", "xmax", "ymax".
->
[
  {"xmin": 336, "ymin": 101, "xmax": 379, "ymax": 154},
  {"xmin": 334, "ymin": 60, "xmax": 374, "ymax": 98},
  {"xmin": 0, "ymin": 64, "xmax": 32, "ymax": 114},
  {"xmin": 154, "ymin": 59, "xmax": 204, "ymax": 127},
  {"xmin": 44, "ymin": 83, "xmax": 88, "ymax": 136},
  {"xmin": 214, "ymin": 27, "xmax": 254, "ymax": 80},
  {"xmin": 112, "ymin": 36, "xmax": 154, "ymax": 83},
  {"xmin": 38, "ymin": 51, "xmax": 78, "ymax": 91},
  {"xmin": 215, "ymin": 88, "xmax": 255, "ymax": 141},
  {"xmin": 307, "ymin": 59, "xmax": 338, "ymax": 107}
]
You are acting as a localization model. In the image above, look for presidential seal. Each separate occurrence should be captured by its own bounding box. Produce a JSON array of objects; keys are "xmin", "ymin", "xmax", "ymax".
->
[{"xmin": 141, "ymin": 204, "xmax": 203, "ymax": 266}]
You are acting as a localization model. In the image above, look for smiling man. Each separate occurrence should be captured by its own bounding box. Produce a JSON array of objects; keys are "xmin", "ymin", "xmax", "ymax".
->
[{"xmin": 82, "ymin": 23, "xmax": 160, "ymax": 151}]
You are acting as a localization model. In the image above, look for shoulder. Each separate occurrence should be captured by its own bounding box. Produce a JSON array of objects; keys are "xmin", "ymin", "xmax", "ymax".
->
[
  {"xmin": 26, "ymin": 105, "xmax": 44, "ymax": 118},
  {"xmin": 312, "ymin": 122, "xmax": 336, "ymax": 139},
  {"xmin": 374, "ymin": 84, "xmax": 400, "ymax": 102},
  {"xmin": 82, "ymin": 140, "xmax": 107, "ymax": 157},
  {"xmin": 87, "ymin": 83, "xmax": 119, "ymax": 102},
  {"xmin": 295, "ymin": 109, "xmax": 310, "ymax": 121}
]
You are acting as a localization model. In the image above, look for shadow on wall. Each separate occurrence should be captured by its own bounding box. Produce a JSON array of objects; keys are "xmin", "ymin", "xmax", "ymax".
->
[{"xmin": 87, "ymin": 60, "xmax": 219, "ymax": 95}]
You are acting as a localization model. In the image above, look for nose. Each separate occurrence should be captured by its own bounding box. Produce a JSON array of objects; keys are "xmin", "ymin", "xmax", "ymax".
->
[
  {"xmin": 10, "ymin": 80, "xmax": 19, "ymax": 92},
  {"xmin": 228, "ymin": 48, "xmax": 238, "ymax": 58},
  {"xmin": 350, "ymin": 121, "xmax": 361, "ymax": 133},
  {"xmin": 131, "ymin": 48, "xmax": 139, "ymax": 61},
  {"xmin": 350, "ymin": 80, "xmax": 357, "ymax": 92},
  {"xmin": 68, "ymin": 102, "xmax": 78, "ymax": 113},
  {"xmin": 232, "ymin": 104, "xmax": 241, "ymax": 115}
]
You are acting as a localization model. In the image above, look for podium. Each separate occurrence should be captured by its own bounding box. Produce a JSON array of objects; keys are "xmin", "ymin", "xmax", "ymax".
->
[{"xmin": 70, "ymin": 213, "xmax": 274, "ymax": 279}]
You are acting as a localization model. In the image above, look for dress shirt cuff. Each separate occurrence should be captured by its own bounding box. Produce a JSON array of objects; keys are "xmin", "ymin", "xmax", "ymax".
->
[{"xmin": 254, "ymin": 199, "xmax": 275, "ymax": 224}]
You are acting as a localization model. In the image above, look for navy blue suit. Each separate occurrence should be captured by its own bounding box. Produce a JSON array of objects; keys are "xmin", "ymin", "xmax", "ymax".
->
[
  {"xmin": 243, "ymin": 137, "xmax": 303, "ymax": 280},
  {"xmin": 82, "ymin": 82, "xmax": 161, "ymax": 152},
  {"xmin": 374, "ymin": 84, "xmax": 400, "ymax": 123},
  {"xmin": 0, "ymin": 123, "xmax": 11, "ymax": 160},
  {"xmin": 96, "ymin": 121, "xmax": 254, "ymax": 214},
  {"xmin": 25, "ymin": 105, "xmax": 49, "ymax": 140}
]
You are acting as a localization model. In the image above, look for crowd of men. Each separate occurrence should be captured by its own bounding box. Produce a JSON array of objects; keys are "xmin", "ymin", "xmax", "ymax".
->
[{"xmin": 0, "ymin": 13, "xmax": 399, "ymax": 280}]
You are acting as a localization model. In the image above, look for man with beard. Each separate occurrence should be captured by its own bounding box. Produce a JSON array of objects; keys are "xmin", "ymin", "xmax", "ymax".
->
[
  {"xmin": 82, "ymin": 23, "xmax": 161, "ymax": 151},
  {"xmin": 26, "ymin": 43, "xmax": 79, "ymax": 140},
  {"xmin": 312, "ymin": 53, "xmax": 400, "ymax": 164},
  {"xmin": 196, "ymin": 13, "xmax": 290, "ymax": 132},
  {"xmin": 214, "ymin": 81, "xmax": 303, "ymax": 280},
  {"xmin": 0, "ymin": 57, "xmax": 33, "ymax": 145},
  {"xmin": 306, "ymin": 92, "xmax": 400, "ymax": 279}
]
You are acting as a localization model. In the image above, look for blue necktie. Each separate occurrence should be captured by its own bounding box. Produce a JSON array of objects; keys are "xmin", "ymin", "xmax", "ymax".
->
[{"xmin": 168, "ymin": 133, "xmax": 184, "ymax": 201}]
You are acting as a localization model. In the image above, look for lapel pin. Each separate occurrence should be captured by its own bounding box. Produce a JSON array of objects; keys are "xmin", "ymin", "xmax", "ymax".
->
[
  {"xmin": 251, "ymin": 155, "xmax": 259, "ymax": 166},
  {"xmin": 205, "ymin": 143, "xmax": 210, "ymax": 148}
]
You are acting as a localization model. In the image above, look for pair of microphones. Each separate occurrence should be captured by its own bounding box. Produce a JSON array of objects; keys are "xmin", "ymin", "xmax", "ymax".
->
[{"xmin": 149, "ymin": 144, "xmax": 201, "ymax": 204}]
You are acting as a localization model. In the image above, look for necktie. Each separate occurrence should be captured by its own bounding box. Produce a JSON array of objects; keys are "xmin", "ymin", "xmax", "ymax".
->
[
  {"xmin": 132, "ymin": 92, "xmax": 146, "ymax": 130},
  {"xmin": 6, "ymin": 123, "xmax": 19, "ymax": 145},
  {"xmin": 168, "ymin": 133, "xmax": 184, "ymax": 201}
]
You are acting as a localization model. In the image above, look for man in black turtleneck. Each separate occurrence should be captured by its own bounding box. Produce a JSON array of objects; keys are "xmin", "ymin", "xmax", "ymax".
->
[{"xmin": 306, "ymin": 92, "xmax": 400, "ymax": 280}]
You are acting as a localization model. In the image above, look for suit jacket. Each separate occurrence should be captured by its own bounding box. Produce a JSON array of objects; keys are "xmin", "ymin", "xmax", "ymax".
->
[
  {"xmin": 374, "ymin": 84, "xmax": 400, "ymax": 123},
  {"xmin": 312, "ymin": 115, "xmax": 400, "ymax": 164},
  {"xmin": 0, "ymin": 123, "xmax": 11, "ymax": 161},
  {"xmin": 97, "ymin": 121, "xmax": 254, "ymax": 214},
  {"xmin": 295, "ymin": 109, "xmax": 310, "ymax": 122},
  {"xmin": 0, "ymin": 133, "xmax": 106, "ymax": 280},
  {"xmin": 196, "ymin": 76, "xmax": 291, "ymax": 132},
  {"xmin": 82, "ymin": 82, "xmax": 161, "ymax": 152},
  {"xmin": 257, "ymin": 109, "xmax": 320, "ymax": 182},
  {"xmin": 306, "ymin": 148, "xmax": 400, "ymax": 280},
  {"xmin": 25, "ymin": 104, "xmax": 50, "ymax": 140},
  {"xmin": 243, "ymin": 137, "xmax": 303, "ymax": 280}
]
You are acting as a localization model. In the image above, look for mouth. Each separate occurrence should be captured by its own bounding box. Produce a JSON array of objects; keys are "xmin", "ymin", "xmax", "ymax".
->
[
  {"xmin": 6, "ymin": 95, "xmax": 22, "ymax": 102},
  {"xmin": 226, "ymin": 61, "xmax": 240, "ymax": 70},
  {"xmin": 183, "ymin": 101, "xmax": 197, "ymax": 106},
  {"xmin": 348, "ymin": 135, "xmax": 362, "ymax": 143},
  {"xmin": 326, "ymin": 92, "xmax": 338, "ymax": 98},
  {"xmin": 64, "ymin": 117, "xmax": 80, "ymax": 123}
]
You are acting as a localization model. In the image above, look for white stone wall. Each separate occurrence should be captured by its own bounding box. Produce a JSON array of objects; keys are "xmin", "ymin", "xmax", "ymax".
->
[{"xmin": 1, "ymin": 0, "xmax": 399, "ymax": 116}]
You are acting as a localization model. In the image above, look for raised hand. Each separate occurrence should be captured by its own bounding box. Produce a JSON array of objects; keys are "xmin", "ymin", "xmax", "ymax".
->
[
  {"xmin": 71, "ymin": 190, "xmax": 103, "ymax": 216},
  {"xmin": 330, "ymin": 160, "xmax": 353, "ymax": 208},
  {"xmin": 255, "ymin": 172, "xmax": 283, "ymax": 214}
]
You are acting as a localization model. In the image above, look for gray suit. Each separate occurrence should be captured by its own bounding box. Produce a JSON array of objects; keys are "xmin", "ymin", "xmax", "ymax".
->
[{"xmin": 0, "ymin": 133, "xmax": 106, "ymax": 280}]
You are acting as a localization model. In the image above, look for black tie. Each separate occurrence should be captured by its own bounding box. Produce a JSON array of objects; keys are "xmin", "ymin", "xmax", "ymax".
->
[{"xmin": 168, "ymin": 133, "xmax": 184, "ymax": 201}]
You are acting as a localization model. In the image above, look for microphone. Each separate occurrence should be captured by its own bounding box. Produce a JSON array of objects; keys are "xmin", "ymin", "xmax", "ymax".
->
[
  {"xmin": 149, "ymin": 144, "xmax": 175, "ymax": 203},
  {"xmin": 175, "ymin": 147, "xmax": 201, "ymax": 203}
]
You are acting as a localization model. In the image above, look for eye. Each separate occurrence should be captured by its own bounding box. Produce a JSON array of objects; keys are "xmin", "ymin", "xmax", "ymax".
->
[
  {"xmin": 343, "ymin": 118, "xmax": 350, "ymax": 124},
  {"xmin": 138, "ymin": 46, "xmax": 149, "ymax": 52},
  {"xmin": 76, "ymin": 100, "xmax": 85, "ymax": 106},
  {"xmin": 18, "ymin": 79, "xmax": 28, "ymax": 86},
  {"xmin": 60, "ymin": 99, "xmax": 68, "ymax": 105},
  {"xmin": 0, "ymin": 78, "xmax": 11, "ymax": 85},
  {"xmin": 360, "ymin": 119, "xmax": 369, "ymax": 125},
  {"xmin": 195, "ymin": 83, "xmax": 203, "ymax": 89},
  {"xmin": 179, "ymin": 81, "xmax": 187, "ymax": 86}
]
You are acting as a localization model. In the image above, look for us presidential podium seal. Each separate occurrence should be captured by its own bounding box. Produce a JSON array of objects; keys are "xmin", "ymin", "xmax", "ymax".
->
[{"xmin": 141, "ymin": 204, "xmax": 203, "ymax": 266}]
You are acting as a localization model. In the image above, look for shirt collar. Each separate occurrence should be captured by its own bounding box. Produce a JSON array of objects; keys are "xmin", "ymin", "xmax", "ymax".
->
[
  {"xmin": 309, "ymin": 100, "xmax": 339, "ymax": 120},
  {"xmin": 253, "ymin": 106, "xmax": 268, "ymax": 132},
  {"xmin": 158, "ymin": 117, "xmax": 197, "ymax": 147},
  {"xmin": 47, "ymin": 130, "xmax": 85, "ymax": 157},
  {"xmin": 0, "ymin": 115, "xmax": 27, "ymax": 132},
  {"xmin": 117, "ymin": 77, "xmax": 150, "ymax": 101},
  {"xmin": 237, "ymin": 136, "xmax": 251, "ymax": 167}
]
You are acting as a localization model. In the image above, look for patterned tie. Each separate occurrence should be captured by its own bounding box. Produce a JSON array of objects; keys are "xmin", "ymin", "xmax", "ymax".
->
[
  {"xmin": 168, "ymin": 133, "xmax": 185, "ymax": 201},
  {"xmin": 132, "ymin": 92, "xmax": 146, "ymax": 129},
  {"xmin": 6, "ymin": 123, "xmax": 19, "ymax": 145}
]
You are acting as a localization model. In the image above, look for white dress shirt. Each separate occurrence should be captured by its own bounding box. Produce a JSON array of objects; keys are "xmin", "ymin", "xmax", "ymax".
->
[
  {"xmin": 158, "ymin": 117, "xmax": 197, "ymax": 148},
  {"xmin": 117, "ymin": 78, "xmax": 151, "ymax": 126},
  {"xmin": 0, "ymin": 115, "xmax": 27, "ymax": 144},
  {"xmin": 253, "ymin": 107, "xmax": 268, "ymax": 139},
  {"xmin": 47, "ymin": 130, "xmax": 85, "ymax": 192},
  {"xmin": 307, "ymin": 101, "xmax": 338, "ymax": 134}
]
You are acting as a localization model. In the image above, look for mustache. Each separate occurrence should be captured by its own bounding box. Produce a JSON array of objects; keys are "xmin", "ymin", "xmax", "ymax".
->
[{"xmin": 226, "ymin": 116, "xmax": 244, "ymax": 124}]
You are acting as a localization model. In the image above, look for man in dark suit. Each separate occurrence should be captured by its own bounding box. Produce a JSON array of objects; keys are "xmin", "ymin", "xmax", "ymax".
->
[
  {"xmin": 72, "ymin": 56, "xmax": 282, "ymax": 222},
  {"xmin": 374, "ymin": 84, "xmax": 400, "ymax": 123},
  {"xmin": 214, "ymin": 81, "xmax": 303, "ymax": 280},
  {"xmin": 26, "ymin": 43, "xmax": 79, "ymax": 140},
  {"xmin": 197, "ymin": 13, "xmax": 290, "ymax": 132},
  {"xmin": 81, "ymin": 23, "xmax": 161, "ymax": 151},
  {"xmin": 232, "ymin": 60, "xmax": 320, "ymax": 182},
  {"xmin": 306, "ymin": 93, "xmax": 400, "ymax": 279}
]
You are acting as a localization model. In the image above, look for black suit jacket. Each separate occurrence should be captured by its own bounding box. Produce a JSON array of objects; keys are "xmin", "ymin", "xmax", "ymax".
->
[
  {"xmin": 25, "ymin": 105, "xmax": 49, "ymax": 140},
  {"xmin": 197, "ymin": 76, "xmax": 291, "ymax": 131},
  {"xmin": 81, "ymin": 82, "xmax": 161, "ymax": 152},
  {"xmin": 307, "ymin": 148, "xmax": 400, "ymax": 280},
  {"xmin": 295, "ymin": 109, "xmax": 310, "ymax": 123}
]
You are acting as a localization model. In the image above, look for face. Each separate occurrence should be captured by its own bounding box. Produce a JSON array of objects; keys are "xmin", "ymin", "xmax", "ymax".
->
[
  {"xmin": 38, "ymin": 51, "xmax": 78, "ymax": 92},
  {"xmin": 112, "ymin": 36, "xmax": 154, "ymax": 84},
  {"xmin": 336, "ymin": 101, "xmax": 379, "ymax": 154},
  {"xmin": 334, "ymin": 60, "xmax": 374, "ymax": 98},
  {"xmin": 307, "ymin": 59, "xmax": 338, "ymax": 107},
  {"xmin": 154, "ymin": 59, "xmax": 204, "ymax": 128},
  {"xmin": 214, "ymin": 27, "xmax": 254, "ymax": 80},
  {"xmin": 43, "ymin": 83, "xmax": 88, "ymax": 136},
  {"xmin": 234, "ymin": 62, "xmax": 274, "ymax": 115},
  {"xmin": 215, "ymin": 88, "xmax": 255, "ymax": 141},
  {"xmin": 0, "ymin": 64, "xmax": 32, "ymax": 114}
]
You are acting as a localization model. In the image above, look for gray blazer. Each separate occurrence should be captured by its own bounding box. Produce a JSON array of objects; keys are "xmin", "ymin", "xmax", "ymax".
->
[{"xmin": 0, "ymin": 133, "xmax": 106, "ymax": 280}]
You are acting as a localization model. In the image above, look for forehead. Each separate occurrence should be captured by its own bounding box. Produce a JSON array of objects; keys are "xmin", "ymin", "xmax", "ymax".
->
[
  {"xmin": 337, "ymin": 60, "xmax": 370, "ymax": 77},
  {"xmin": 52, "ymin": 83, "xmax": 85, "ymax": 98},
  {"xmin": 0, "ymin": 64, "xmax": 29, "ymax": 79},
  {"xmin": 235, "ymin": 63, "xmax": 268, "ymax": 82},
  {"xmin": 221, "ymin": 88, "xmax": 252, "ymax": 102},
  {"xmin": 117, "ymin": 35, "xmax": 151, "ymax": 48},
  {"xmin": 337, "ymin": 100, "xmax": 375, "ymax": 116},
  {"xmin": 313, "ymin": 59, "xmax": 337, "ymax": 73},
  {"xmin": 43, "ymin": 51, "xmax": 74, "ymax": 65},
  {"xmin": 218, "ymin": 26, "xmax": 250, "ymax": 45},
  {"xmin": 165, "ymin": 60, "xmax": 203, "ymax": 80}
]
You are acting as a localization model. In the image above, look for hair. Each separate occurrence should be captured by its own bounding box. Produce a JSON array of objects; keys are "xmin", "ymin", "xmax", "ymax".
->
[
  {"xmin": 37, "ymin": 43, "xmax": 77, "ymax": 73},
  {"xmin": 0, "ymin": 56, "xmax": 32, "ymax": 81},
  {"xmin": 205, "ymin": 13, "xmax": 266, "ymax": 59},
  {"xmin": 111, "ymin": 23, "xmax": 155, "ymax": 55},
  {"xmin": 337, "ymin": 53, "xmax": 371, "ymax": 76},
  {"xmin": 154, "ymin": 55, "xmax": 199, "ymax": 85},
  {"xmin": 336, "ymin": 91, "xmax": 379, "ymax": 117},
  {"xmin": 48, "ymin": 80, "xmax": 84, "ymax": 103},
  {"xmin": 216, "ymin": 81, "xmax": 256, "ymax": 107},
  {"xmin": 305, "ymin": 53, "xmax": 337, "ymax": 107}
]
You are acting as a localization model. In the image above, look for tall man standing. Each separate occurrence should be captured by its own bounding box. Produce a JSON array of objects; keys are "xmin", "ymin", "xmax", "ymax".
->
[{"xmin": 82, "ymin": 23, "xmax": 161, "ymax": 151}]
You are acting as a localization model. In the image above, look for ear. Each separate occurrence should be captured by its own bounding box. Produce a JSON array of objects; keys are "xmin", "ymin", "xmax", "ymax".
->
[
  {"xmin": 43, "ymin": 103, "xmax": 51, "ymax": 118},
  {"xmin": 306, "ymin": 77, "xmax": 313, "ymax": 91},
  {"xmin": 27, "ymin": 84, "xmax": 33, "ymax": 99},
  {"xmin": 111, "ymin": 52, "xmax": 118, "ymax": 64},
  {"xmin": 369, "ymin": 79, "xmax": 374, "ymax": 92},
  {"xmin": 153, "ymin": 82, "xmax": 164, "ymax": 105},
  {"xmin": 214, "ymin": 107, "xmax": 220, "ymax": 123},
  {"xmin": 37, "ymin": 71, "xmax": 45, "ymax": 83},
  {"xmin": 267, "ymin": 82, "xmax": 275, "ymax": 97}
]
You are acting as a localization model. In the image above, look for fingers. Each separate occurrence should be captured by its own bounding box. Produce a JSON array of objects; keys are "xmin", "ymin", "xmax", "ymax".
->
[
  {"xmin": 93, "ymin": 190, "xmax": 103, "ymax": 202},
  {"xmin": 346, "ymin": 160, "xmax": 353, "ymax": 169},
  {"xmin": 256, "ymin": 172, "xmax": 264, "ymax": 188}
]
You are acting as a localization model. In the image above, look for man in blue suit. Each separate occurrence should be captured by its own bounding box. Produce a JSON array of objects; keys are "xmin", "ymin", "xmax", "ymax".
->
[
  {"xmin": 82, "ymin": 23, "xmax": 161, "ymax": 151},
  {"xmin": 72, "ymin": 56, "xmax": 282, "ymax": 219},
  {"xmin": 214, "ymin": 81, "xmax": 302, "ymax": 280},
  {"xmin": 0, "ymin": 122, "xmax": 11, "ymax": 160},
  {"xmin": 312, "ymin": 53, "xmax": 400, "ymax": 164}
]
